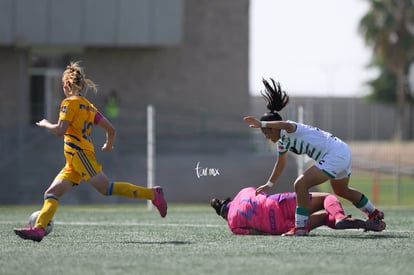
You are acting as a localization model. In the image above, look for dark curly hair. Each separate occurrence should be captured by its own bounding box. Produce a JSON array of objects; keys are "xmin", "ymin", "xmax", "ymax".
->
[
  {"xmin": 260, "ymin": 78, "xmax": 289, "ymax": 121},
  {"xmin": 210, "ymin": 198, "xmax": 231, "ymax": 216}
]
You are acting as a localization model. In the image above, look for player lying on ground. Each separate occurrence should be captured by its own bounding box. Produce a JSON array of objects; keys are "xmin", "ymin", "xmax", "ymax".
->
[
  {"xmin": 14, "ymin": 61, "xmax": 167, "ymax": 242},
  {"xmin": 211, "ymin": 187, "xmax": 386, "ymax": 235},
  {"xmin": 243, "ymin": 78, "xmax": 385, "ymax": 236}
]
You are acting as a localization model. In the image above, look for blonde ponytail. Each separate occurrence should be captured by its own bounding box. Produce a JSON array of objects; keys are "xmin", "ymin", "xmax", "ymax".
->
[{"xmin": 62, "ymin": 61, "xmax": 97, "ymax": 95}]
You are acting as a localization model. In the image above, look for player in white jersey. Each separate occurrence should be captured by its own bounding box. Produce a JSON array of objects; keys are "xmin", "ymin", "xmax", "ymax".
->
[
  {"xmin": 243, "ymin": 78, "xmax": 385, "ymax": 236},
  {"xmin": 279, "ymin": 121, "xmax": 352, "ymax": 179}
]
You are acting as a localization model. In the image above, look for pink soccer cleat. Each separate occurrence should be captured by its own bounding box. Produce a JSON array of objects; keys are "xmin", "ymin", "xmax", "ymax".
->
[
  {"xmin": 282, "ymin": 227, "xmax": 309, "ymax": 237},
  {"xmin": 14, "ymin": 226, "xmax": 45, "ymax": 242},
  {"xmin": 152, "ymin": 186, "xmax": 167, "ymax": 218}
]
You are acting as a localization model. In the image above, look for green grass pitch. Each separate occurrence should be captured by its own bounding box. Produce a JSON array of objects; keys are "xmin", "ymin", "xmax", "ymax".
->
[{"xmin": 1, "ymin": 204, "xmax": 414, "ymax": 275}]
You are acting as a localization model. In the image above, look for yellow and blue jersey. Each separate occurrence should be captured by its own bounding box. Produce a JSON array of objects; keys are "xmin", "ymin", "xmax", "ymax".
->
[{"xmin": 59, "ymin": 95, "xmax": 100, "ymax": 153}]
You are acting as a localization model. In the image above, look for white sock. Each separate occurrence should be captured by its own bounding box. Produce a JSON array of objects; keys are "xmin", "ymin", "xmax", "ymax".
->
[
  {"xmin": 295, "ymin": 206, "xmax": 310, "ymax": 228},
  {"xmin": 355, "ymin": 195, "xmax": 376, "ymax": 216}
]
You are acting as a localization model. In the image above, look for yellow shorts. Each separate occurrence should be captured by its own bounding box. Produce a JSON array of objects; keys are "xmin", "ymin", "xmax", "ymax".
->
[{"xmin": 56, "ymin": 149, "xmax": 102, "ymax": 185}]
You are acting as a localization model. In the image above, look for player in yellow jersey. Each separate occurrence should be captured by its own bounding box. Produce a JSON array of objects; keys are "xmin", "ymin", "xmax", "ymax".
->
[{"xmin": 14, "ymin": 61, "xmax": 167, "ymax": 242}]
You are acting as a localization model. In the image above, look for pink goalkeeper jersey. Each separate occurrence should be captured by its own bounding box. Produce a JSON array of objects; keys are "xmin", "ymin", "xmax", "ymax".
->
[{"xmin": 227, "ymin": 187, "xmax": 295, "ymax": 235}]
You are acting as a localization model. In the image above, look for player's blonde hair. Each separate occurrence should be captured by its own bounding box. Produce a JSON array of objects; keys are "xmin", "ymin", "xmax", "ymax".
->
[{"xmin": 62, "ymin": 61, "xmax": 97, "ymax": 95}]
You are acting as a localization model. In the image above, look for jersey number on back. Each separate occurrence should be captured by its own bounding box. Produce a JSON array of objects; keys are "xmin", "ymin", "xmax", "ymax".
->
[{"xmin": 82, "ymin": 121, "xmax": 93, "ymax": 141}]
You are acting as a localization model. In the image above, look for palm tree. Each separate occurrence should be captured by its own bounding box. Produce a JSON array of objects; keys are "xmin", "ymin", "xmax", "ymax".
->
[{"xmin": 359, "ymin": 0, "xmax": 414, "ymax": 140}]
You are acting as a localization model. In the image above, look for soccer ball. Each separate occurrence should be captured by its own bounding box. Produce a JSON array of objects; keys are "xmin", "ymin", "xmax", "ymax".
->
[{"xmin": 28, "ymin": 210, "xmax": 54, "ymax": 236}]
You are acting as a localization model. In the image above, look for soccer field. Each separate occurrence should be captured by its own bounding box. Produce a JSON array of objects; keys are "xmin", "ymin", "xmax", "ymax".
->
[{"xmin": 1, "ymin": 204, "xmax": 413, "ymax": 275}]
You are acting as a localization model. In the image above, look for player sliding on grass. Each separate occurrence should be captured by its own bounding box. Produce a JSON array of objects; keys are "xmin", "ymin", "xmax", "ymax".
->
[
  {"xmin": 14, "ymin": 61, "xmax": 167, "ymax": 242},
  {"xmin": 211, "ymin": 187, "xmax": 385, "ymax": 235},
  {"xmin": 243, "ymin": 78, "xmax": 385, "ymax": 236}
]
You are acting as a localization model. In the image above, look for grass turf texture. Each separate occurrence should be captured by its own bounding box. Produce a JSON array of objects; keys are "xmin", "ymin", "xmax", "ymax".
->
[{"xmin": 1, "ymin": 204, "xmax": 414, "ymax": 275}]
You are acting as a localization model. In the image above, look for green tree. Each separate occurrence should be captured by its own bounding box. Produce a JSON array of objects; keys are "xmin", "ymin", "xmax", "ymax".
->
[
  {"xmin": 359, "ymin": 0, "xmax": 414, "ymax": 140},
  {"xmin": 364, "ymin": 58, "xmax": 397, "ymax": 103}
]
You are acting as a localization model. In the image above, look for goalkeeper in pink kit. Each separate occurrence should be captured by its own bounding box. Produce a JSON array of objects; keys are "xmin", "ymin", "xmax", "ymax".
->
[{"xmin": 211, "ymin": 187, "xmax": 385, "ymax": 235}]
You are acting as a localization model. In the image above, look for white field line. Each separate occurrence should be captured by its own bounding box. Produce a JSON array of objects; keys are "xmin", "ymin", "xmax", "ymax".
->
[
  {"xmin": 56, "ymin": 221, "xmax": 225, "ymax": 228},
  {"xmin": 2, "ymin": 220, "xmax": 224, "ymax": 228},
  {"xmin": 2, "ymin": 220, "xmax": 411, "ymax": 233}
]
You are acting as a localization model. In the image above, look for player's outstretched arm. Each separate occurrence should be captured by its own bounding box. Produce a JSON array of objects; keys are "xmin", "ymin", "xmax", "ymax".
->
[
  {"xmin": 255, "ymin": 153, "xmax": 288, "ymax": 195},
  {"xmin": 243, "ymin": 116, "xmax": 261, "ymax": 128},
  {"xmin": 96, "ymin": 116, "xmax": 116, "ymax": 152},
  {"xmin": 36, "ymin": 119, "xmax": 69, "ymax": 136},
  {"xmin": 243, "ymin": 116, "xmax": 296, "ymax": 133}
]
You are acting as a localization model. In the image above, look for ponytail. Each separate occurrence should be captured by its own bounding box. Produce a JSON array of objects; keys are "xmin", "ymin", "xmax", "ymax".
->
[
  {"xmin": 260, "ymin": 78, "xmax": 289, "ymax": 121},
  {"xmin": 62, "ymin": 61, "xmax": 97, "ymax": 96}
]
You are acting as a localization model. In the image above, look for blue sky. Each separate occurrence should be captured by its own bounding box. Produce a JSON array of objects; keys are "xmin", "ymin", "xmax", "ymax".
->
[{"xmin": 249, "ymin": 0, "xmax": 376, "ymax": 97}]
